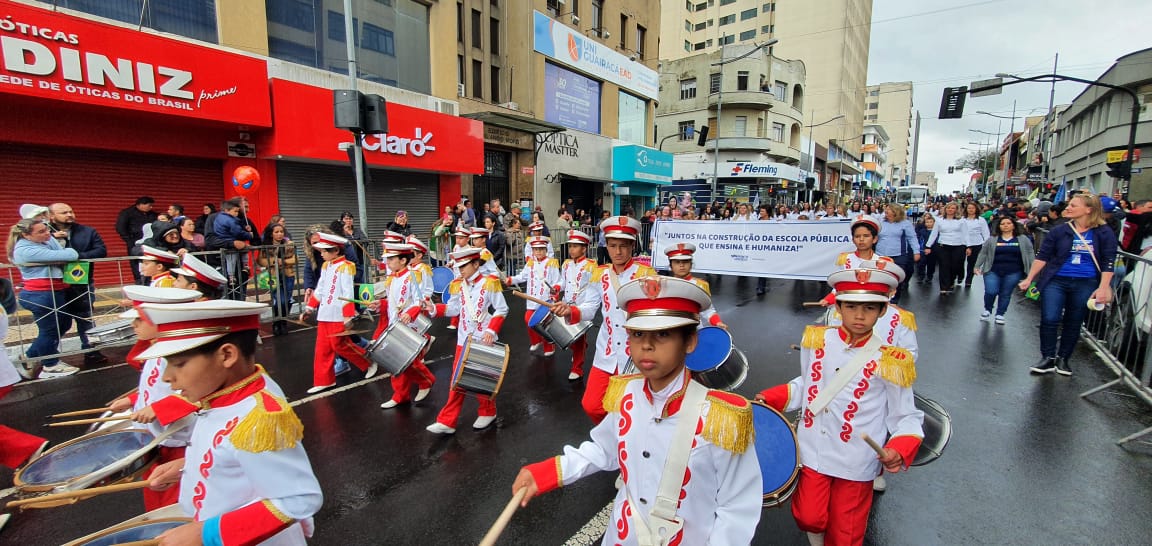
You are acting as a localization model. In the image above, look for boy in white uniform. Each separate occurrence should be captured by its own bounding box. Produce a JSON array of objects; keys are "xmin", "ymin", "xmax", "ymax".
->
[
  {"xmin": 559, "ymin": 230, "xmax": 598, "ymax": 380},
  {"xmin": 505, "ymin": 236, "xmax": 561, "ymax": 356},
  {"xmin": 371, "ymin": 243, "xmax": 436, "ymax": 409}
]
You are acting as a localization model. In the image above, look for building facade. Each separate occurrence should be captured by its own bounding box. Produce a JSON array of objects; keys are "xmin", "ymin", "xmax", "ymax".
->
[
  {"xmin": 914, "ymin": 171, "xmax": 939, "ymax": 195},
  {"xmin": 860, "ymin": 124, "xmax": 888, "ymax": 196},
  {"xmin": 864, "ymin": 81, "xmax": 912, "ymax": 185}
]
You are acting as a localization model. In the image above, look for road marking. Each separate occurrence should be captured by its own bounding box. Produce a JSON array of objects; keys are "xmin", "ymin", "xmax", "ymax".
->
[
  {"xmin": 565, "ymin": 502, "xmax": 612, "ymax": 545},
  {"xmin": 288, "ymin": 353, "xmax": 453, "ymax": 407},
  {"xmin": 12, "ymin": 362, "xmax": 131, "ymax": 386}
]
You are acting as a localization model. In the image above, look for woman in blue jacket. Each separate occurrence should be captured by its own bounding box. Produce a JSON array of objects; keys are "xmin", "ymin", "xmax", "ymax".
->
[
  {"xmin": 1017, "ymin": 194, "xmax": 1118, "ymax": 376},
  {"xmin": 6, "ymin": 219, "xmax": 80, "ymax": 377}
]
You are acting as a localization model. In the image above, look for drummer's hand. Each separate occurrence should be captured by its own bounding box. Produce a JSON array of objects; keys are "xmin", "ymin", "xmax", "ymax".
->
[
  {"xmin": 109, "ymin": 397, "xmax": 133, "ymax": 412},
  {"xmin": 131, "ymin": 406, "xmax": 157, "ymax": 424},
  {"xmin": 399, "ymin": 313, "xmax": 413, "ymax": 324},
  {"xmin": 157, "ymin": 521, "xmax": 205, "ymax": 546},
  {"xmin": 512, "ymin": 469, "xmax": 540, "ymax": 507},
  {"xmin": 717, "ymin": 321, "xmax": 729, "ymax": 330},
  {"xmin": 481, "ymin": 331, "xmax": 495, "ymax": 345},
  {"xmin": 148, "ymin": 458, "xmax": 185, "ymax": 491},
  {"xmin": 423, "ymin": 300, "xmax": 437, "ymax": 315},
  {"xmin": 368, "ymin": 301, "xmax": 381, "ymax": 312},
  {"xmin": 878, "ymin": 447, "xmax": 904, "ymax": 473},
  {"xmin": 551, "ymin": 303, "xmax": 571, "ymax": 318}
]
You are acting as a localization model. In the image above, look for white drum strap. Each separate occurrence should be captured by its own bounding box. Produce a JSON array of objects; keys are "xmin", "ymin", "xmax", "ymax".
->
[
  {"xmin": 808, "ymin": 335, "xmax": 882, "ymax": 416},
  {"xmin": 629, "ymin": 381, "xmax": 708, "ymax": 546}
]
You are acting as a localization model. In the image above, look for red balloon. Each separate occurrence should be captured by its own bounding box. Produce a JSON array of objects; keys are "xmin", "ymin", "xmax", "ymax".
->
[{"xmin": 232, "ymin": 166, "xmax": 261, "ymax": 195}]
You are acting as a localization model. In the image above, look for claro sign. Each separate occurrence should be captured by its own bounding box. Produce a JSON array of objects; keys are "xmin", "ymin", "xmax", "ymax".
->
[{"xmin": 0, "ymin": 1, "xmax": 270, "ymax": 126}]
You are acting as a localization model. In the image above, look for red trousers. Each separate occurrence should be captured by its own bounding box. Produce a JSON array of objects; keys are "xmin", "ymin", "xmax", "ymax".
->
[
  {"xmin": 390, "ymin": 356, "xmax": 435, "ymax": 404},
  {"xmin": 791, "ymin": 467, "xmax": 874, "ymax": 546},
  {"xmin": 435, "ymin": 345, "xmax": 496, "ymax": 428},
  {"xmin": 0, "ymin": 385, "xmax": 46, "ymax": 469},
  {"xmin": 569, "ymin": 336, "xmax": 587, "ymax": 376},
  {"xmin": 313, "ymin": 321, "xmax": 373, "ymax": 387},
  {"xmin": 141, "ymin": 445, "xmax": 186, "ymax": 511},
  {"xmin": 581, "ymin": 367, "xmax": 614, "ymax": 424},
  {"xmin": 524, "ymin": 310, "xmax": 555, "ymax": 353}
]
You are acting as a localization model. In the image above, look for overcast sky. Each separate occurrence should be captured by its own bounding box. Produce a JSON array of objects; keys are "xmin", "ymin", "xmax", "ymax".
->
[{"xmin": 867, "ymin": 0, "xmax": 1152, "ymax": 194}]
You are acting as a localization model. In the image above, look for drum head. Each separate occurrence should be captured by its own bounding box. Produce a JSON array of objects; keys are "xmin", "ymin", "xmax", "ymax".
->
[
  {"xmin": 17, "ymin": 429, "xmax": 154, "ymax": 489},
  {"xmin": 685, "ymin": 327, "xmax": 733, "ymax": 372},
  {"xmin": 527, "ymin": 305, "xmax": 551, "ymax": 328},
  {"xmin": 751, "ymin": 401, "xmax": 800, "ymax": 507},
  {"xmin": 432, "ymin": 267, "xmax": 454, "ymax": 294},
  {"xmin": 912, "ymin": 394, "xmax": 952, "ymax": 466},
  {"xmin": 77, "ymin": 518, "xmax": 190, "ymax": 546}
]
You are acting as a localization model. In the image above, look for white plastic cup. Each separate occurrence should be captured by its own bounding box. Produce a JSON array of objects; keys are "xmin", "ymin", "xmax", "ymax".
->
[{"xmin": 1087, "ymin": 298, "xmax": 1106, "ymax": 311}]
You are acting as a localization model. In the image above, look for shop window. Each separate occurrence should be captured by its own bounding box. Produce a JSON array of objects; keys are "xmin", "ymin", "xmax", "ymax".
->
[
  {"xmin": 680, "ymin": 79, "xmax": 698, "ymax": 100},
  {"xmin": 362, "ymin": 23, "xmax": 394, "ymax": 55}
]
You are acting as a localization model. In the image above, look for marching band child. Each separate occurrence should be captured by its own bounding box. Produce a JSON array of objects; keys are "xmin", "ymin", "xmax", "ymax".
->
[
  {"xmin": 820, "ymin": 216, "xmax": 894, "ymax": 306},
  {"xmin": 663, "ymin": 242, "xmax": 727, "ymax": 329},
  {"xmin": 142, "ymin": 300, "xmax": 324, "ymax": 545},
  {"xmin": 371, "ymin": 243, "xmax": 436, "ymax": 409},
  {"xmin": 505, "ymin": 236, "xmax": 561, "ymax": 356},
  {"xmin": 559, "ymin": 230, "xmax": 597, "ymax": 380},
  {"xmin": 426, "ymin": 248, "xmax": 508, "ymax": 434},
  {"xmin": 139, "ymin": 245, "xmax": 179, "ymax": 288},
  {"xmin": 0, "ymin": 305, "xmax": 48, "ymax": 489},
  {"xmin": 107, "ymin": 285, "xmax": 202, "ymax": 510},
  {"xmin": 469, "ymin": 227, "xmax": 501, "ymax": 277},
  {"xmin": 523, "ymin": 221, "xmax": 555, "ymax": 258},
  {"xmin": 447, "ymin": 226, "xmax": 472, "ymax": 331},
  {"xmin": 301, "ymin": 232, "xmax": 379, "ymax": 394},
  {"xmin": 171, "ymin": 253, "xmax": 227, "ymax": 300},
  {"xmin": 757, "ymin": 264, "xmax": 924, "ymax": 546},
  {"xmin": 512, "ymin": 276, "xmax": 762, "ymax": 545},
  {"xmin": 551, "ymin": 216, "xmax": 654, "ymax": 424},
  {"xmin": 407, "ymin": 235, "xmax": 436, "ymax": 302}
]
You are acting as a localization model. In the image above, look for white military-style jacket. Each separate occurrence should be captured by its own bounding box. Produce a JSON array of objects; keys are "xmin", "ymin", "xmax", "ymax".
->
[
  {"xmin": 305, "ymin": 256, "xmax": 357, "ymax": 323},
  {"xmin": 560, "ymin": 256, "xmax": 597, "ymax": 306},
  {"xmin": 509, "ymin": 256, "xmax": 560, "ymax": 311},
  {"xmin": 433, "ymin": 271, "xmax": 508, "ymax": 346},
  {"xmin": 827, "ymin": 304, "xmax": 919, "ymax": 360},
  {"xmin": 574, "ymin": 260, "xmax": 656, "ymax": 374}
]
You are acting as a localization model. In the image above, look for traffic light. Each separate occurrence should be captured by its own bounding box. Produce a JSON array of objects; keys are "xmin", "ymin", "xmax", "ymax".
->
[
  {"xmin": 1107, "ymin": 162, "xmax": 1131, "ymax": 180},
  {"xmin": 948, "ymin": 166, "xmax": 955, "ymax": 174},
  {"xmin": 695, "ymin": 125, "xmax": 710, "ymax": 146},
  {"xmin": 938, "ymin": 86, "xmax": 968, "ymax": 119},
  {"xmin": 805, "ymin": 177, "xmax": 816, "ymax": 190}
]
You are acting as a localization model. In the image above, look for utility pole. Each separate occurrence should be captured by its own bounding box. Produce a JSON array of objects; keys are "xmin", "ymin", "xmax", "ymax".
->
[
  {"xmin": 909, "ymin": 111, "xmax": 921, "ymax": 189},
  {"xmin": 1001, "ymin": 100, "xmax": 1016, "ymax": 198},
  {"xmin": 1042, "ymin": 53, "xmax": 1059, "ymax": 185},
  {"xmin": 343, "ymin": 0, "xmax": 369, "ymax": 235}
]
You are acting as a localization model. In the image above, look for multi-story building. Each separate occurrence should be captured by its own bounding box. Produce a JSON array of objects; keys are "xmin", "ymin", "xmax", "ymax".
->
[
  {"xmin": 656, "ymin": 45, "xmax": 807, "ymax": 204},
  {"xmin": 860, "ymin": 124, "xmax": 888, "ymax": 196},
  {"xmin": 1050, "ymin": 48, "xmax": 1152, "ymax": 200},
  {"xmin": 864, "ymin": 82, "xmax": 912, "ymax": 185},
  {"xmin": 914, "ymin": 171, "xmax": 939, "ymax": 195}
]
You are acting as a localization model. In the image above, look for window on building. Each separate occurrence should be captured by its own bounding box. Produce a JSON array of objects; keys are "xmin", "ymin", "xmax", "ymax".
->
[
  {"xmin": 458, "ymin": 55, "xmax": 465, "ymax": 88},
  {"xmin": 762, "ymin": 2, "xmax": 775, "ymax": 12},
  {"xmin": 719, "ymin": 35, "xmax": 734, "ymax": 45},
  {"xmin": 757, "ymin": 117, "xmax": 765, "ymax": 137},
  {"xmin": 546, "ymin": 0, "xmax": 560, "ymax": 16},
  {"xmin": 774, "ymin": 80, "xmax": 787, "ymax": 100},
  {"xmin": 734, "ymin": 116, "xmax": 747, "ymax": 136},
  {"xmin": 637, "ymin": 25, "xmax": 646, "ymax": 59},
  {"xmin": 678, "ymin": 120, "xmax": 695, "ymax": 140},
  {"xmin": 694, "ymin": 42, "xmax": 707, "ymax": 51},
  {"xmin": 869, "ymin": 89, "xmax": 879, "ymax": 96},
  {"xmin": 867, "ymin": 102, "xmax": 879, "ymax": 110},
  {"xmin": 686, "ymin": 0, "xmax": 694, "ymax": 12},
  {"xmin": 686, "ymin": 20, "xmax": 693, "ymax": 31},
  {"xmin": 695, "ymin": 21, "xmax": 707, "ymax": 31},
  {"xmin": 761, "ymin": 25, "xmax": 770, "ymax": 34},
  {"xmin": 490, "ymin": 17, "xmax": 500, "ymax": 54},
  {"xmin": 709, "ymin": 73, "xmax": 721, "ymax": 94},
  {"xmin": 695, "ymin": 2, "xmax": 707, "ymax": 10},
  {"xmin": 269, "ymin": 0, "xmax": 314, "ymax": 32},
  {"xmin": 736, "ymin": 71, "xmax": 749, "ymax": 91},
  {"xmin": 739, "ymin": 29, "xmax": 756, "ymax": 41},
  {"xmin": 473, "ymin": 59, "xmax": 483, "ymax": 98},
  {"xmin": 772, "ymin": 122, "xmax": 785, "ymax": 142},
  {"xmin": 706, "ymin": 39, "xmax": 713, "ymax": 46},
  {"xmin": 720, "ymin": 0, "xmax": 736, "ymax": 5},
  {"xmin": 684, "ymin": 40, "xmax": 691, "ymax": 52},
  {"xmin": 362, "ymin": 23, "xmax": 394, "ymax": 55},
  {"xmin": 471, "ymin": 9, "xmax": 482, "ymax": 48},
  {"xmin": 618, "ymin": 92, "xmax": 647, "ymax": 145},
  {"xmin": 457, "ymin": 2, "xmax": 463, "ymax": 43},
  {"xmin": 680, "ymin": 78, "xmax": 698, "ymax": 100},
  {"xmin": 491, "ymin": 0, "xmax": 499, "ymax": 9},
  {"xmin": 740, "ymin": 8, "xmax": 757, "ymax": 20},
  {"xmin": 719, "ymin": 14, "xmax": 735, "ymax": 25},
  {"xmin": 491, "ymin": 66, "xmax": 501, "ymax": 103},
  {"xmin": 592, "ymin": 0, "xmax": 603, "ymax": 33},
  {"xmin": 619, "ymin": 14, "xmax": 628, "ymax": 49},
  {"xmin": 708, "ymin": 116, "xmax": 717, "ymax": 138},
  {"xmin": 571, "ymin": 0, "xmax": 579, "ymax": 17}
]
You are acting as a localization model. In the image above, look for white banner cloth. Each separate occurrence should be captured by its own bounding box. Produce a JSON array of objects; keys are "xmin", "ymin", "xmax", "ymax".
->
[{"xmin": 651, "ymin": 220, "xmax": 852, "ymax": 280}]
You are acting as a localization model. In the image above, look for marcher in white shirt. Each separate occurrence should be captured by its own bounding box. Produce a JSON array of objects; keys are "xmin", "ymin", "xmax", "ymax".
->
[
  {"xmin": 960, "ymin": 202, "xmax": 991, "ymax": 287},
  {"xmin": 924, "ymin": 202, "xmax": 967, "ymax": 294}
]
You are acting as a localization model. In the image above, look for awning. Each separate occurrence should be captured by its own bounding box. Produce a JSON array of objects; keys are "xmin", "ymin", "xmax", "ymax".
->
[
  {"xmin": 558, "ymin": 172, "xmax": 616, "ymax": 185},
  {"xmin": 462, "ymin": 111, "xmax": 568, "ymax": 135}
]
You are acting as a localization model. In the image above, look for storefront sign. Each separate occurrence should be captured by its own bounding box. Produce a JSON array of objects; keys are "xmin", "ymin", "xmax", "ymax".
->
[
  {"xmin": 538, "ymin": 131, "xmax": 581, "ymax": 158},
  {"xmin": 544, "ymin": 62, "xmax": 601, "ymax": 133},
  {"xmin": 1106, "ymin": 149, "xmax": 1141, "ymax": 163},
  {"xmin": 484, "ymin": 126, "xmax": 530, "ymax": 148},
  {"xmin": 0, "ymin": 0, "xmax": 270, "ymax": 126},
  {"xmin": 521, "ymin": 166, "xmax": 535, "ymax": 175},
  {"xmin": 651, "ymin": 220, "xmax": 850, "ymax": 280},
  {"xmin": 723, "ymin": 161, "xmax": 807, "ymax": 182},
  {"xmin": 532, "ymin": 11, "xmax": 657, "ymax": 100},
  {"xmin": 612, "ymin": 145, "xmax": 672, "ymax": 184},
  {"xmin": 264, "ymin": 79, "xmax": 483, "ymax": 174}
]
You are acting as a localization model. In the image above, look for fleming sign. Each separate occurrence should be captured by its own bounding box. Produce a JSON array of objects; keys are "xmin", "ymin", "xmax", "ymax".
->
[{"xmin": 0, "ymin": 0, "xmax": 270, "ymax": 126}]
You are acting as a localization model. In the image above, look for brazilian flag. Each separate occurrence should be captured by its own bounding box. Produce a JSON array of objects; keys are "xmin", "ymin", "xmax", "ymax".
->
[
  {"xmin": 357, "ymin": 283, "xmax": 375, "ymax": 303},
  {"xmin": 1024, "ymin": 282, "xmax": 1040, "ymax": 301},
  {"xmin": 63, "ymin": 261, "xmax": 90, "ymax": 285}
]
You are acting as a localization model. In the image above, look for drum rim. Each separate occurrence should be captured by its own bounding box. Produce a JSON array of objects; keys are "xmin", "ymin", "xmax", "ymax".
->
[
  {"xmin": 911, "ymin": 394, "xmax": 952, "ymax": 466},
  {"xmin": 694, "ymin": 347, "xmax": 750, "ymax": 391},
  {"xmin": 686, "ymin": 326, "xmax": 734, "ymax": 372},
  {"xmin": 15, "ymin": 428, "xmax": 156, "ymax": 490},
  {"xmin": 554, "ymin": 320, "xmax": 594, "ymax": 349},
  {"xmin": 527, "ymin": 305, "xmax": 552, "ymax": 328},
  {"xmin": 431, "ymin": 266, "xmax": 454, "ymax": 294},
  {"xmin": 750, "ymin": 400, "xmax": 801, "ymax": 504},
  {"xmin": 64, "ymin": 517, "xmax": 193, "ymax": 546}
]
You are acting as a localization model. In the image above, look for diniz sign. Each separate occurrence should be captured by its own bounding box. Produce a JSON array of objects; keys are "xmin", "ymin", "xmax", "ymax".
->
[
  {"xmin": 0, "ymin": 1, "xmax": 271, "ymax": 126},
  {"xmin": 360, "ymin": 128, "xmax": 436, "ymax": 157}
]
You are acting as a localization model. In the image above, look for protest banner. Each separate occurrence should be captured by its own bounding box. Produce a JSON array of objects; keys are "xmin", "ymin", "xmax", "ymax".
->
[{"xmin": 651, "ymin": 220, "xmax": 852, "ymax": 280}]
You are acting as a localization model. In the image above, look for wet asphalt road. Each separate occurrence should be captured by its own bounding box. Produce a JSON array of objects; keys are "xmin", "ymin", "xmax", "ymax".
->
[{"xmin": 2, "ymin": 275, "xmax": 1152, "ymax": 545}]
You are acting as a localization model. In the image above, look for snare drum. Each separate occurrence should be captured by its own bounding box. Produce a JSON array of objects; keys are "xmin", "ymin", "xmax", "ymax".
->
[
  {"xmin": 409, "ymin": 313, "xmax": 432, "ymax": 336},
  {"xmin": 452, "ymin": 339, "xmax": 509, "ymax": 397},
  {"xmin": 366, "ymin": 322, "xmax": 431, "ymax": 375},
  {"xmin": 751, "ymin": 401, "xmax": 800, "ymax": 508},
  {"xmin": 527, "ymin": 305, "xmax": 592, "ymax": 349},
  {"xmin": 686, "ymin": 328, "xmax": 749, "ymax": 391},
  {"xmin": 15, "ymin": 429, "xmax": 158, "ymax": 495},
  {"xmin": 432, "ymin": 266, "xmax": 454, "ymax": 294},
  {"xmin": 87, "ymin": 319, "xmax": 136, "ymax": 345},
  {"xmin": 62, "ymin": 516, "xmax": 191, "ymax": 546},
  {"xmin": 912, "ymin": 394, "xmax": 952, "ymax": 466},
  {"xmin": 86, "ymin": 410, "xmax": 134, "ymax": 434}
]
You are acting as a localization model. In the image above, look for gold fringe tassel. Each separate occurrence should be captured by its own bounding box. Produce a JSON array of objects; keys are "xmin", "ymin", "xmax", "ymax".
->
[
  {"xmin": 801, "ymin": 325, "xmax": 827, "ymax": 350},
  {"xmin": 448, "ymin": 279, "xmax": 462, "ymax": 295},
  {"xmin": 702, "ymin": 397, "xmax": 754, "ymax": 454},
  {"xmin": 878, "ymin": 346, "xmax": 917, "ymax": 388},
  {"xmin": 232, "ymin": 392, "xmax": 305, "ymax": 453},
  {"xmin": 835, "ymin": 252, "xmax": 849, "ymax": 266},
  {"xmin": 485, "ymin": 276, "xmax": 504, "ymax": 293},
  {"xmin": 602, "ymin": 374, "xmax": 637, "ymax": 414},
  {"xmin": 900, "ymin": 308, "xmax": 918, "ymax": 331}
]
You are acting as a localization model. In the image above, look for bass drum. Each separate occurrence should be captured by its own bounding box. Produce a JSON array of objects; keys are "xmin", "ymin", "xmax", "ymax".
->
[{"xmin": 752, "ymin": 401, "xmax": 800, "ymax": 508}]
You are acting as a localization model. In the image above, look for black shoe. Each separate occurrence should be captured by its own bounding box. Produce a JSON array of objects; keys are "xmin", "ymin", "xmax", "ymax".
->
[
  {"xmin": 1030, "ymin": 357, "xmax": 1057, "ymax": 374},
  {"xmin": 1055, "ymin": 358, "xmax": 1073, "ymax": 376},
  {"xmin": 84, "ymin": 351, "xmax": 109, "ymax": 365}
]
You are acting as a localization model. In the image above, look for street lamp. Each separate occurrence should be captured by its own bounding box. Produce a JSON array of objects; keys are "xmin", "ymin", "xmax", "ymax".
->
[{"xmin": 711, "ymin": 38, "xmax": 779, "ymax": 200}]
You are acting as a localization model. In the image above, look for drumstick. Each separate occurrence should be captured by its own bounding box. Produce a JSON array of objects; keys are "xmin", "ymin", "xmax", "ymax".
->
[
  {"xmin": 6, "ymin": 481, "xmax": 152, "ymax": 509},
  {"xmin": 511, "ymin": 291, "xmax": 554, "ymax": 308},
  {"xmin": 339, "ymin": 296, "xmax": 375, "ymax": 305},
  {"xmin": 48, "ymin": 407, "xmax": 112, "ymax": 418},
  {"xmin": 45, "ymin": 415, "xmax": 135, "ymax": 427},
  {"xmin": 860, "ymin": 433, "xmax": 886, "ymax": 456},
  {"xmin": 802, "ymin": 301, "xmax": 826, "ymax": 307},
  {"xmin": 478, "ymin": 488, "xmax": 529, "ymax": 546},
  {"xmin": 115, "ymin": 541, "xmax": 160, "ymax": 546}
]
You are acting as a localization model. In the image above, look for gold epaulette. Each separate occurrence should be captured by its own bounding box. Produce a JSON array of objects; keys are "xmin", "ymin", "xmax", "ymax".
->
[
  {"xmin": 484, "ymin": 275, "xmax": 503, "ymax": 293},
  {"xmin": 702, "ymin": 391, "xmax": 754, "ymax": 454},
  {"xmin": 801, "ymin": 325, "xmax": 828, "ymax": 349},
  {"xmin": 636, "ymin": 264, "xmax": 656, "ymax": 277},
  {"xmin": 877, "ymin": 345, "xmax": 916, "ymax": 388},
  {"xmin": 602, "ymin": 374, "xmax": 642, "ymax": 414},
  {"xmin": 231, "ymin": 391, "xmax": 304, "ymax": 453},
  {"xmin": 835, "ymin": 252, "xmax": 849, "ymax": 266},
  {"xmin": 582, "ymin": 260, "xmax": 597, "ymax": 273},
  {"xmin": 339, "ymin": 261, "xmax": 357, "ymax": 276},
  {"xmin": 546, "ymin": 258, "xmax": 560, "ymax": 269},
  {"xmin": 448, "ymin": 278, "xmax": 463, "ymax": 295},
  {"xmin": 899, "ymin": 308, "xmax": 917, "ymax": 331},
  {"xmin": 481, "ymin": 249, "xmax": 493, "ymax": 260},
  {"xmin": 693, "ymin": 278, "xmax": 711, "ymax": 296},
  {"xmin": 412, "ymin": 269, "xmax": 423, "ymax": 285}
]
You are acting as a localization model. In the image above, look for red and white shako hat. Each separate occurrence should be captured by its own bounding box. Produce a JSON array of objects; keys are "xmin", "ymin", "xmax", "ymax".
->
[
  {"xmin": 119, "ymin": 285, "xmax": 201, "ymax": 319},
  {"xmin": 449, "ymin": 247, "xmax": 486, "ymax": 267},
  {"xmin": 381, "ymin": 243, "xmax": 415, "ymax": 258},
  {"xmin": 528, "ymin": 221, "xmax": 545, "ymax": 232},
  {"xmin": 381, "ymin": 230, "xmax": 405, "ymax": 244},
  {"xmin": 469, "ymin": 227, "xmax": 490, "ymax": 239},
  {"xmin": 453, "ymin": 226, "xmax": 472, "ymax": 238},
  {"xmin": 313, "ymin": 232, "xmax": 348, "ymax": 249},
  {"xmin": 850, "ymin": 215, "xmax": 880, "ymax": 234},
  {"xmin": 527, "ymin": 236, "xmax": 550, "ymax": 248},
  {"xmin": 170, "ymin": 253, "xmax": 227, "ymax": 290},
  {"xmin": 600, "ymin": 215, "xmax": 642, "ymax": 241},
  {"xmin": 139, "ymin": 245, "xmax": 179, "ymax": 265},
  {"xmin": 135, "ymin": 300, "xmax": 268, "ymax": 360},
  {"xmin": 566, "ymin": 230, "xmax": 591, "ymax": 245},
  {"xmin": 855, "ymin": 258, "xmax": 906, "ymax": 284},
  {"xmin": 663, "ymin": 242, "xmax": 697, "ymax": 261},
  {"xmin": 617, "ymin": 276, "xmax": 711, "ymax": 331},
  {"xmin": 406, "ymin": 235, "xmax": 429, "ymax": 254},
  {"xmin": 828, "ymin": 265, "xmax": 900, "ymax": 303}
]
